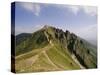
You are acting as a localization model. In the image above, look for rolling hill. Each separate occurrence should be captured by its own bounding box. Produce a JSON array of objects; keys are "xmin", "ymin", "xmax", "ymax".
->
[{"xmin": 15, "ymin": 25, "xmax": 97, "ymax": 73}]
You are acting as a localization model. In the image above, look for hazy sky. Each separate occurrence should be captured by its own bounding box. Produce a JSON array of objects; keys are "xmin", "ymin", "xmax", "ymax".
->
[{"xmin": 15, "ymin": 2, "xmax": 97, "ymax": 44}]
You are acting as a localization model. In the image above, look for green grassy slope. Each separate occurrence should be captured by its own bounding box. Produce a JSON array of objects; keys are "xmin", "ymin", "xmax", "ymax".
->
[
  {"xmin": 16, "ymin": 29, "xmax": 49, "ymax": 56},
  {"xmin": 15, "ymin": 25, "xmax": 97, "ymax": 73},
  {"xmin": 15, "ymin": 44, "xmax": 80, "ymax": 73}
]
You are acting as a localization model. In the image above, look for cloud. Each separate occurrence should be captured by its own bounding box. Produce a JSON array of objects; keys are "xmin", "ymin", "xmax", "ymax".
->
[
  {"xmin": 82, "ymin": 6, "xmax": 97, "ymax": 16},
  {"xmin": 66, "ymin": 6, "xmax": 80, "ymax": 15},
  {"xmin": 19, "ymin": 2, "xmax": 41, "ymax": 16},
  {"xmin": 66, "ymin": 5, "xmax": 97, "ymax": 16},
  {"xmin": 67, "ymin": 24, "xmax": 97, "ymax": 42},
  {"xmin": 53, "ymin": 4, "xmax": 97, "ymax": 16}
]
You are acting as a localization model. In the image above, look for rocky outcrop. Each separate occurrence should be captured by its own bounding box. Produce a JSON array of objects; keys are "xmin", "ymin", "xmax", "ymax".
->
[{"xmin": 42, "ymin": 25, "xmax": 97, "ymax": 68}]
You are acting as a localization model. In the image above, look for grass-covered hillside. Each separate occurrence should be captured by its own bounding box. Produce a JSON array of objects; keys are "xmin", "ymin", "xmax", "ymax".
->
[{"xmin": 15, "ymin": 25, "xmax": 97, "ymax": 73}]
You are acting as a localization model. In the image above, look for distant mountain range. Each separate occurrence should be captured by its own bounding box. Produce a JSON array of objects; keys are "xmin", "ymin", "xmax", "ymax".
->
[{"xmin": 15, "ymin": 25, "xmax": 97, "ymax": 73}]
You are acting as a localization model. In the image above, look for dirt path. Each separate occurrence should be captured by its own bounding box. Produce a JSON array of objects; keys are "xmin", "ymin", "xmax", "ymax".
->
[
  {"xmin": 16, "ymin": 45, "xmax": 52, "ymax": 59},
  {"xmin": 16, "ymin": 45, "xmax": 52, "ymax": 66},
  {"xmin": 27, "ymin": 55, "xmax": 39, "ymax": 66},
  {"xmin": 42, "ymin": 51, "xmax": 60, "ymax": 69}
]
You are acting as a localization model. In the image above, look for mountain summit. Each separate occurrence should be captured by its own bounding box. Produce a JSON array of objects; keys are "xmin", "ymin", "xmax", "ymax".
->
[{"xmin": 15, "ymin": 25, "xmax": 97, "ymax": 73}]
